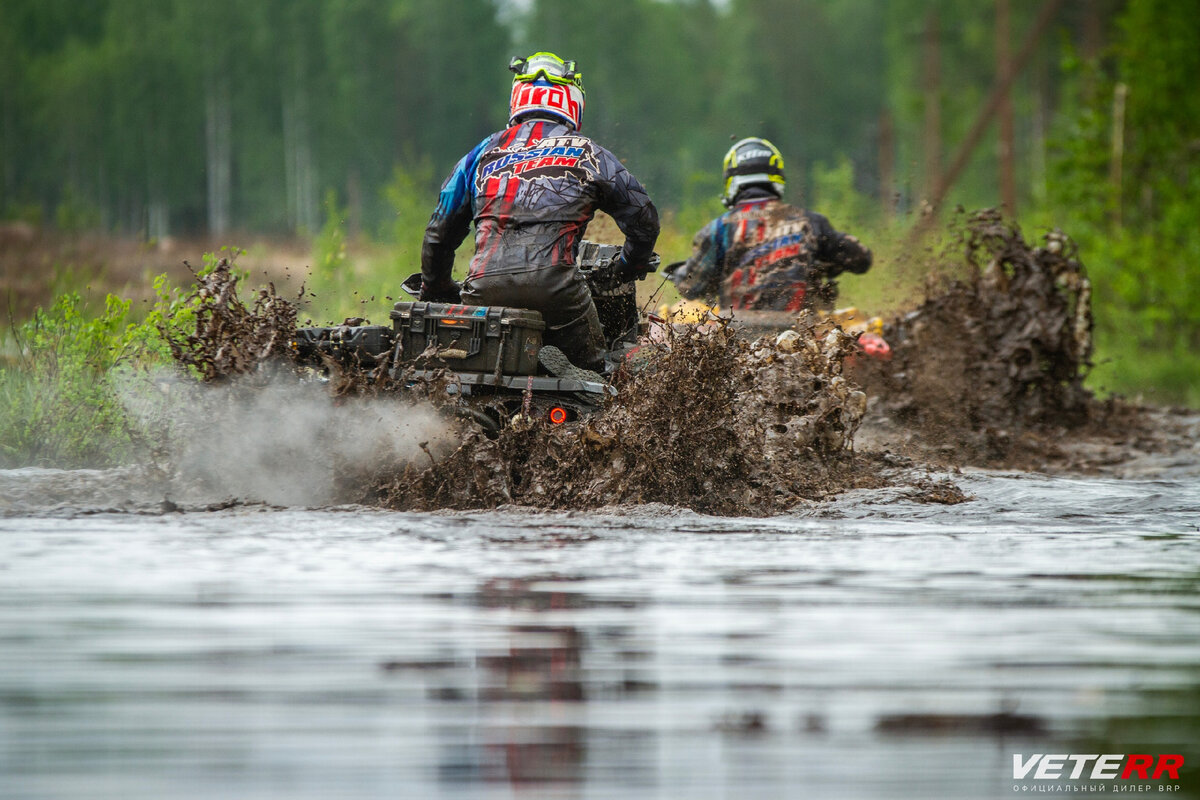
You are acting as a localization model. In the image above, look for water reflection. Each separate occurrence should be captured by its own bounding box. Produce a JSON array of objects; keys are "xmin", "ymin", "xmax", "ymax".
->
[
  {"xmin": 2, "ymin": 472, "xmax": 1199, "ymax": 798},
  {"xmin": 441, "ymin": 578, "xmax": 590, "ymax": 789}
]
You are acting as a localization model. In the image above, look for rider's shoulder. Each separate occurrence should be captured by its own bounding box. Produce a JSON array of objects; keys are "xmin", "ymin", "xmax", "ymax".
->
[
  {"xmin": 766, "ymin": 203, "xmax": 829, "ymax": 226},
  {"xmin": 797, "ymin": 208, "xmax": 835, "ymax": 228}
]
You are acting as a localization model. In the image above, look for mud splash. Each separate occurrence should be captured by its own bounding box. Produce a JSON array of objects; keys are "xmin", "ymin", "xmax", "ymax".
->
[
  {"xmin": 147, "ymin": 260, "xmax": 454, "ymax": 506},
  {"xmin": 151, "ymin": 373, "xmax": 453, "ymax": 508},
  {"xmin": 149, "ymin": 255, "xmax": 879, "ymax": 514},
  {"xmin": 159, "ymin": 257, "xmax": 300, "ymax": 382},
  {"xmin": 150, "ymin": 215, "xmax": 1191, "ymax": 512},
  {"xmin": 377, "ymin": 319, "xmax": 879, "ymax": 515},
  {"xmin": 856, "ymin": 210, "xmax": 1096, "ymax": 465}
]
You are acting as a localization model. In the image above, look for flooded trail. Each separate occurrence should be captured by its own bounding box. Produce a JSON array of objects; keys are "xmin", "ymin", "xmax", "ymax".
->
[{"xmin": 1, "ymin": 469, "xmax": 1198, "ymax": 798}]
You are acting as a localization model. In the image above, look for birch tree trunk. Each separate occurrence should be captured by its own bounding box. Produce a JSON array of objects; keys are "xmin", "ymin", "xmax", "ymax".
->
[
  {"xmin": 283, "ymin": 48, "xmax": 318, "ymax": 234},
  {"xmin": 205, "ymin": 76, "xmax": 232, "ymax": 237}
]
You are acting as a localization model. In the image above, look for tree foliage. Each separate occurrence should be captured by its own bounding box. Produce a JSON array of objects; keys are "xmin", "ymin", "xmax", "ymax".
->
[{"xmin": 1046, "ymin": 0, "xmax": 1200, "ymax": 404}]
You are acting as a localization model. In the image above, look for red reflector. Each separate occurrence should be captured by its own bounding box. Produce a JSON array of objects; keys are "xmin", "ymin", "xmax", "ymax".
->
[{"xmin": 549, "ymin": 407, "xmax": 568, "ymax": 424}]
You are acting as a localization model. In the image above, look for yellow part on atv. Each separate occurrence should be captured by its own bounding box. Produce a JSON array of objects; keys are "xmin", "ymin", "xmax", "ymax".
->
[
  {"xmin": 661, "ymin": 298, "xmax": 882, "ymax": 335},
  {"xmin": 659, "ymin": 298, "xmax": 721, "ymax": 323},
  {"xmin": 824, "ymin": 307, "xmax": 885, "ymax": 336}
]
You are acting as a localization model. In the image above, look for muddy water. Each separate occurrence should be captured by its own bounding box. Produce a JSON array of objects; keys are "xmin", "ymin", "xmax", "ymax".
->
[{"xmin": 1, "ymin": 469, "xmax": 1198, "ymax": 799}]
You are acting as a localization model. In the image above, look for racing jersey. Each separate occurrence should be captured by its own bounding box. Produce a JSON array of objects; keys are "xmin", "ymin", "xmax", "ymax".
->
[
  {"xmin": 673, "ymin": 191, "xmax": 871, "ymax": 311},
  {"xmin": 421, "ymin": 119, "xmax": 659, "ymax": 289}
]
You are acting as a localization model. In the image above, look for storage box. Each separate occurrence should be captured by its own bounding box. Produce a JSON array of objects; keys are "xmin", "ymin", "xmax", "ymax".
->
[{"xmin": 390, "ymin": 302, "xmax": 545, "ymax": 375}]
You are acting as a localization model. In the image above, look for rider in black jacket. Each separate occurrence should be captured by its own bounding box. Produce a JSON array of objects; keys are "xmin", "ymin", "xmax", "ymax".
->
[{"xmin": 421, "ymin": 52, "xmax": 660, "ymax": 371}]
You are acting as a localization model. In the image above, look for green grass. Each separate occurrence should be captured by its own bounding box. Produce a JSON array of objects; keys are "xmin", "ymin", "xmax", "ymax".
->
[{"xmin": 0, "ymin": 292, "xmax": 154, "ymax": 467}]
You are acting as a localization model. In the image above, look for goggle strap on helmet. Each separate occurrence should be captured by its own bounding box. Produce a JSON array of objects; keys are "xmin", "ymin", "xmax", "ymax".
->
[
  {"xmin": 724, "ymin": 174, "xmax": 785, "ymax": 206},
  {"xmin": 509, "ymin": 53, "xmax": 582, "ymax": 88}
]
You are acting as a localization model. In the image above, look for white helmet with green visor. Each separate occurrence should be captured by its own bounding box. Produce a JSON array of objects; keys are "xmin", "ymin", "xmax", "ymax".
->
[{"xmin": 508, "ymin": 52, "xmax": 585, "ymax": 130}]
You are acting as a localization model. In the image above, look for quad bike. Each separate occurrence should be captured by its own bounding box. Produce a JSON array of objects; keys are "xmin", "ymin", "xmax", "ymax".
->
[
  {"xmin": 658, "ymin": 260, "xmax": 892, "ymax": 360},
  {"xmin": 290, "ymin": 241, "xmax": 656, "ymax": 434}
]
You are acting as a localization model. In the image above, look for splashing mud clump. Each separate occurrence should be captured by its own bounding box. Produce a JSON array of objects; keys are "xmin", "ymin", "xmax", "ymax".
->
[
  {"xmin": 378, "ymin": 319, "xmax": 879, "ymax": 515},
  {"xmin": 856, "ymin": 210, "xmax": 1094, "ymax": 464},
  {"xmin": 159, "ymin": 257, "xmax": 300, "ymax": 382},
  {"xmin": 150, "ymin": 255, "xmax": 890, "ymax": 512}
]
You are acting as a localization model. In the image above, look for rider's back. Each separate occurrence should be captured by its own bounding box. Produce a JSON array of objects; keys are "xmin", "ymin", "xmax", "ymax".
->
[{"xmin": 426, "ymin": 119, "xmax": 656, "ymax": 281}]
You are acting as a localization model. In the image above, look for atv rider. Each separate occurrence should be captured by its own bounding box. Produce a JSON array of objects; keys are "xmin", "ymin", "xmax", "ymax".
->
[
  {"xmin": 669, "ymin": 137, "xmax": 871, "ymax": 312},
  {"xmin": 420, "ymin": 52, "xmax": 660, "ymax": 372}
]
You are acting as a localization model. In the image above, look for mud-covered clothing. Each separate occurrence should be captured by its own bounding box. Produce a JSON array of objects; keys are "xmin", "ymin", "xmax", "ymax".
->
[
  {"xmin": 460, "ymin": 268, "xmax": 607, "ymax": 373},
  {"xmin": 673, "ymin": 190, "xmax": 871, "ymax": 311},
  {"xmin": 421, "ymin": 119, "xmax": 659, "ymax": 369}
]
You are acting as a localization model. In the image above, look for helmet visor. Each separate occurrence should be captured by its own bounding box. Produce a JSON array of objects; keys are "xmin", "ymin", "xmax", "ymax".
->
[{"xmin": 509, "ymin": 53, "xmax": 582, "ymax": 88}]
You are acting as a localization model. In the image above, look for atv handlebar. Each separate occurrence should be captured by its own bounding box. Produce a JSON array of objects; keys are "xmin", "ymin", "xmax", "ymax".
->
[{"xmin": 585, "ymin": 251, "xmax": 661, "ymax": 293}]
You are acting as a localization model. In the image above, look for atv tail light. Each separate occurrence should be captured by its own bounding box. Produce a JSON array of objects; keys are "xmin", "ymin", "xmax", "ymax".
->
[{"xmin": 548, "ymin": 406, "xmax": 568, "ymax": 425}]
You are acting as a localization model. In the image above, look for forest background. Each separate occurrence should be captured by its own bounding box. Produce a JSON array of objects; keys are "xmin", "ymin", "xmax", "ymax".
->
[{"xmin": 0, "ymin": 0, "xmax": 1197, "ymax": 453}]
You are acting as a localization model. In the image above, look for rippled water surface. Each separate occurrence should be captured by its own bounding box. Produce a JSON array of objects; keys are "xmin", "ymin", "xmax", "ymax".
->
[{"xmin": 1, "ymin": 469, "xmax": 1198, "ymax": 799}]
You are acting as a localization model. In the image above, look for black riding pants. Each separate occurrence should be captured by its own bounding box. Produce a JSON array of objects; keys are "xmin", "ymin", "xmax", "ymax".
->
[{"xmin": 461, "ymin": 265, "xmax": 606, "ymax": 371}]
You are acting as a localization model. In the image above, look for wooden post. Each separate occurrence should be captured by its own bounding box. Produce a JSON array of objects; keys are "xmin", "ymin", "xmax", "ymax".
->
[
  {"xmin": 1031, "ymin": 49, "xmax": 1048, "ymax": 205},
  {"xmin": 1110, "ymin": 82, "xmax": 1128, "ymax": 228},
  {"xmin": 347, "ymin": 169, "xmax": 363, "ymax": 243},
  {"xmin": 205, "ymin": 76, "xmax": 232, "ymax": 238}
]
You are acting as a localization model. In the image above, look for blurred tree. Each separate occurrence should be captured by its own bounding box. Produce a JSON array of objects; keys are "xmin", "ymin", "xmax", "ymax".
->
[
  {"xmin": 0, "ymin": 0, "xmax": 106, "ymax": 217},
  {"xmin": 400, "ymin": 0, "xmax": 510, "ymax": 176},
  {"xmin": 177, "ymin": 0, "xmax": 247, "ymax": 237},
  {"xmin": 518, "ymin": 0, "xmax": 724, "ymax": 204},
  {"xmin": 718, "ymin": 0, "xmax": 885, "ymax": 206},
  {"xmin": 1047, "ymin": 0, "xmax": 1200, "ymax": 402},
  {"xmin": 318, "ymin": 0, "xmax": 406, "ymax": 236}
]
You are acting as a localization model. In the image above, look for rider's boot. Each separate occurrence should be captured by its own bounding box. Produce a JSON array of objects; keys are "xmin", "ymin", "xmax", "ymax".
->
[
  {"xmin": 541, "ymin": 307, "xmax": 606, "ymax": 382},
  {"xmin": 538, "ymin": 345, "xmax": 604, "ymax": 384}
]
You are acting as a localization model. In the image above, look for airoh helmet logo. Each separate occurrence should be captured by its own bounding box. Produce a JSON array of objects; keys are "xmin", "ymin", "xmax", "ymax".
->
[{"xmin": 509, "ymin": 81, "xmax": 584, "ymax": 130}]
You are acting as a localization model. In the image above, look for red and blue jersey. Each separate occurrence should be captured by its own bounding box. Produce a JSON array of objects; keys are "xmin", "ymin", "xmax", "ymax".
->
[
  {"xmin": 421, "ymin": 119, "xmax": 659, "ymax": 288},
  {"xmin": 673, "ymin": 191, "xmax": 871, "ymax": 311}
]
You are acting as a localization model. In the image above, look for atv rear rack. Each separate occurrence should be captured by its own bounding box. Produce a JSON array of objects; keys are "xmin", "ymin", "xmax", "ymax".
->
[{"xmin": 418, "ymin": 369, "xmax": 615, "ymax": 398}]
